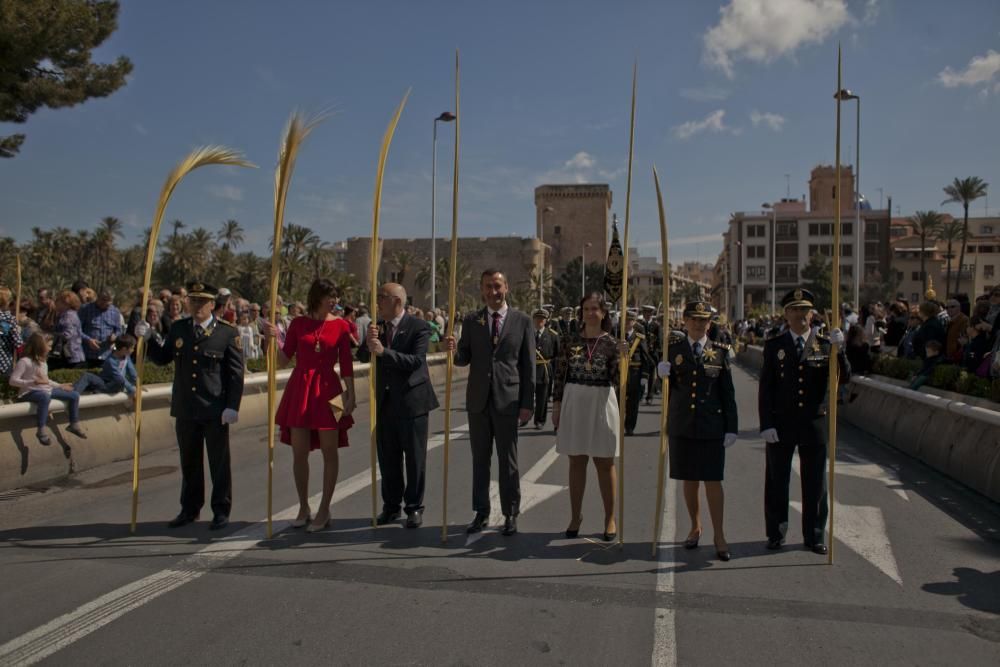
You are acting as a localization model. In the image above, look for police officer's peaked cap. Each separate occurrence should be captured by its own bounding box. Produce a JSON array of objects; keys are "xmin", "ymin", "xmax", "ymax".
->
[
  {"xmin": 683, "ymin": 300, "xmax": 712, "ymax": 319},
  {"xmin": 532, "ymin": 308, "xmax": 550, "ymax": 319},
  {"xmin": 781, "ymin": 288, "xmax": 814, "ymax": 309},
  {"xmin": 186, "ymin": 281, "xmax": 217, "ymax": 300}
]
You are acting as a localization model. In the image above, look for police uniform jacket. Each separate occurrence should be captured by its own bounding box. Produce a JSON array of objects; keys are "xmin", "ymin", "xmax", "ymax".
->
[
  {"xmin": 758, "ymin": 328, "xmax": 850, "ymax": 446},
  {"xmin": 626, "ymin": 330, "xmax": 654, "ymax": 374},
  {"xmin": 534, "ymin": 327, "xmax": 560, "ymax": 384},
  {"xmin": 147, "ymin": 316, "xmax": 245, "ymax": 421},
  {"xmin": 666, "ymin": 332, "xmax": 737, "ymax": 439}
]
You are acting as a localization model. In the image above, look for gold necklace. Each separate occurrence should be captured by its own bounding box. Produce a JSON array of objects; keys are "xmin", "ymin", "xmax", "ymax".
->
[{"xmin": 314, "ymin": 317, "xmax": 332, "ymax": 353}]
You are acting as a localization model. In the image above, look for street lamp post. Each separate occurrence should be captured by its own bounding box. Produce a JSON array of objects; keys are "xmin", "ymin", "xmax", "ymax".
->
[
  {"xmin": 763, "ymin": 202, "xmax": 777, "ymax": 314},
  {"xmin": 430, "ymin": 111, "xmax": 456, "ymax": 312},
  {"xmin": 581, "ymin": 241, "xmax": 592, "ymax": 300},
  {"xmin": 539, "ymin": 206, "xmax": 554, "ymax": 307},
  {"xmin": 835, "ymin": 88, "xmax": 860, "ymax": 308}
]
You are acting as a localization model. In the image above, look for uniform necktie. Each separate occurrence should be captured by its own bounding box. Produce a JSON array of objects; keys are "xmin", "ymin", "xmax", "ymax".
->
[
  {"xmin": 492, "ymin": 312, "xmax": 501, "ymax": 345},
  {"xmin": 385, "ymin": 322, "xmax": 394, "ymax": 349},
  {"xmin": 796, "ymin": 336, "xmax": 805, "ymax": 357},
  {"xmin": 195, "ymin": 324, "xmax": 205, "ymax": 338},
  {"xmin": 693, "ymin": 342, "xmax": 702, "ymax": 358}
]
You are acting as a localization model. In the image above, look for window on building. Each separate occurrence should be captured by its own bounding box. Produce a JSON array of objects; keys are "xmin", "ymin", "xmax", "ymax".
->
[
  {"xmin": 748, "ymin": 245, "xmax": 765, "ymax": 258},
  {"xmin": 776, "ymin": 244, "xmax": 798, "ymax": 259},
  {"xmin": 776, "ymin": 264, "xmax": 798, "ymax": 280},
  {"xmin": 746, "ymin": 224, "xmax": 765, "ymax": 238},
  {"xmin": 865, "ymin": 242, "xmax": 879, "ymax": 258},
  {"xmin": 390, "ymin": 271, "xmax": 400, "ymax": 282},
  {"xmin": 983, "ymin": 225, "xmax": 994, "ymax": 234},
  {"xmin": 807, "ymin": 244, "xmax": 833, "ymax": 257},
  {"xmin": 842, "ymin": 222, "xmax": 853, "ymax": 236},
  {"xmin": 911, "ymin": 271, "xmax": 921, "ymax": 281},
  {"xmin": 777, "ymin": 222, "xmax": 797, "ymax": 238},
  {"xmin": 896, "ymin": 271, "xmax": 904, "ymax": 282},
  {"xmin": 554, "ymin": 225, "xmax": 561, "ymax": 235},
  {"xmin": 841, "ymin": 244, "xmax": 853, "ymax": 256},
  {"xmin": 866, "ymin": 222, "xmax": 879, "ymax": 239},
  {"xmin": 842, "ymin": 265, "xmax": 853, "ymax": 277},
  {"xmin": 747, "ymin": 266, "xmax": 766, "ymax": 278},
  {"xmin": 968, "ymin": 246, "xmax": 978, "ymax": 253},
  {"xmin": 986, "ymin": 265, "xmax": 995, "ymax": 279}
]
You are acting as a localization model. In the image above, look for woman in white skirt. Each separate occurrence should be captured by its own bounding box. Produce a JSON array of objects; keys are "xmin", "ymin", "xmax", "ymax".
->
[{"xmin": 552, "ymin": 293, "xmax": 626, "ymax": 541}]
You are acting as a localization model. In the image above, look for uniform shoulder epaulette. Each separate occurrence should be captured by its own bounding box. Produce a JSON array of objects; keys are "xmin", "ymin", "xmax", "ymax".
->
[
  {"xmin": 668, "ymin": 330, "xmax": 685, "ymax": 344},
  {"xmin": 765, "ymin": 330, "xmax": 784, "ymax": 341},
  {"xmin": 548, "ymin": 327, "xmax": 560, "ymax": 336},
  {"xmin": 217, "ymin": 319, "xmax": 235, "ymax": 327},
  {"xmin": 713, "ymin": 341, "xmax": 731, "ymax": 350},
  {"xmin": 635, "ymin": 332, "xmax": 645, "ymax": 340}
]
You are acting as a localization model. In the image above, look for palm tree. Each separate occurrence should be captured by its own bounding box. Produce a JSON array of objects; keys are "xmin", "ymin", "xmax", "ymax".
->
[
  {"xmin": 305, "ymin": 239, "xmax": 332, "ymax": 281},
  {"xmin": 94, "ymin": 217, "xmax": 123, "ymax": 292},
  {"xmin": 935, "ymin": 219, "xmax": 965, "ymax": 298},
  {"xmin": 387, "ymin": 249, "xmax": 421, "ymax": 286},
  {"xmin": 908, "ymin": 210, "xmax": 943, "ymax": 298},
  {"xmin": 170, "ymin": 219, "xmax": 186, "ymax": 241},
  {"xmin": 942, "ymin": 176, "xmax": 989, "ymax": 295},
  {"xmin": 217, "ymin": 219, "xmax": 245, "ymax": 252}
]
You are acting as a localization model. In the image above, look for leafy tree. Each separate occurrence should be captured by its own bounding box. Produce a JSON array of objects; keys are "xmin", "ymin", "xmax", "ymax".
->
[
  {"xmin": 552, "ymin": 257, "xmax": 605, "ymax": 307},
  {"xmin": 799, "ymin": 254, "xmax": 848, "ymax": 312},
  {"xmin": 908, "ymin": 210, "xmax": 943, "ymax": 298},
  {"xmin": 942, "ymin": 176, "xmax": 989, "ymax": 295},
  {"xmin": 0, "ymin": 0, "xmax": 133, "ymax": 157}
]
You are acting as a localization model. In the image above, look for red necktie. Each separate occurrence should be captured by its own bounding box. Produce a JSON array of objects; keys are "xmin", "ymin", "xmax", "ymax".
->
[
  {"xmin": 385, "ymin": 322, "xmax": 394, "ymax": 349},
  {"xmin": 491, "ymin": 312, "xmax": 501, "ymax": 345}
]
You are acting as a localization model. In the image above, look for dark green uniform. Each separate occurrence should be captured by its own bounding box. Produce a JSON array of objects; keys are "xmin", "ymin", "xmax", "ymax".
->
[
  {"xmin": 624, "ymin": 327, "xmax": 654, "ymax": 434},
  {"xmin": 666, "ymin": 330, "xmax": 738, "ymax": 480},
  {"xmin": 533, "ymin": 326, "xmax": 560, "ymax": 427},
  {"xmin": 147, "ymin": 315, "xmax": 244, "ymax": 519}
]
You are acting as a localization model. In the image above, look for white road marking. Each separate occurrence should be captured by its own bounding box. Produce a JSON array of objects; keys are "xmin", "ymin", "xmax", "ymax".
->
[
  {"xmin": 837, "ymin": 459, "xmax": 909, "ymax": 501},
  {"xmin": 791, "ymin": 500, "xmax": 903, "ymax": 585},
  {"xmin": 0, "ymin": 424, "xmax": 469, "ymax": 666},
  {"xmin": 651, "ymin": 476, "xmax": 678, "ymax": 667},
  {"xmin": 790, "ymin": 458, "xmax": 903, "ymax": 584},
  {"xmin": 465, "ymin": 444, "xmax": 565, "ymax": 546}
]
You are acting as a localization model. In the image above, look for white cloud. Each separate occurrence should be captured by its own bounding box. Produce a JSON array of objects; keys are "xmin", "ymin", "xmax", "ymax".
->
[
  {"xmin": 133, "ymin": 122, "xmax": 149, "ymax": 136},
  {"xmin": 703, "ymin": 0, "xmax": 851, "ymax": 78},
  {"xmin": 863, "ymin": 0, "xmax": 881, "ymax": 24},
  {"xmin": 679, "ymin": 85, "xmax": 731, "ymax": 102},
  {"xmin": 672, "ymin": 109, "xmax": 737, "ymax": 140},
  {"xmin": 206, "ymin": 184, "xmax": 244, "ymax": 202},
  {"xmin": 750, "ymin": 110, "xmax": 786, "ymax": 131},
  {"xmin": 564, "ymin": 151, "xmax": 596, "ymax": 170},
  {"xmin": 937, "ymin": 49, "xmax": 1000, "ymax": 92}
]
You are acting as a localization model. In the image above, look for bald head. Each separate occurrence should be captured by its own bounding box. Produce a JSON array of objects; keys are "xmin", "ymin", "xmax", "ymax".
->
[{"xmin": 377, "ymin": 283, "xmax": 406, "ymax": 319}]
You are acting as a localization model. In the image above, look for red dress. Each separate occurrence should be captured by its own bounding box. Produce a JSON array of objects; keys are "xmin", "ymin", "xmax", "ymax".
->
[{"xmin": 276, "ymin": 316, "xmax": 354, "ymax": 449}]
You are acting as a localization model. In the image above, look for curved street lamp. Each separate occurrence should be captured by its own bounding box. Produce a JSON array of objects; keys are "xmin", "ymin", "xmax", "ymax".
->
[{"xmin": 431, "ymin": 111, "xmax": 456, "ymax": 312}]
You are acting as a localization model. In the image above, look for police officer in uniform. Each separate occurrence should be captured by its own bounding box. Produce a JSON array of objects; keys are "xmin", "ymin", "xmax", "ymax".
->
[
  {"xmin": 623, "ymin": 311, "xmax": 653, "ymax": 436},
  {"xmin": 532, "ymin": 309, "xmax": 560, "ymax": 429},
  {"xmin": 759, "ymin": 288, "xmax": 848, "ymax": 554},
  {"xmin": 656, "ymin": 300, "xmax": 737, "ymax": 560},
  {"xmin": 557, "ymin": 307, "xmax": 576, "ymax": 337},
  {"xmin": 138, "ymin": 281, "xmax": 245, "ymax": 530},
  {"xmin": 641, "ymin": 305, "xmax": 660, "ymax": 405}
]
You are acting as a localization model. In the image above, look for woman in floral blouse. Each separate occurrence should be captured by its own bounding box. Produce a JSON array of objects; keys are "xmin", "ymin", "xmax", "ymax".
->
[{"xmin": 552, "ymin": 292, "xmax": 626, "ymax": 541}]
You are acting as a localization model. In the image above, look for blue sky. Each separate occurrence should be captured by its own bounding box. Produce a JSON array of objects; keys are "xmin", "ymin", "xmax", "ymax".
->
[{"xmin": 2, "ymin": 0, "xmax": 998, "ymax": 266}]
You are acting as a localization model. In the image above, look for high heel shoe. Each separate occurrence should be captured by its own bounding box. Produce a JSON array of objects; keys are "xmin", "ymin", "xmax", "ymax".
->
[
  {"xmin": 291, "ymin": 513, "xmax": 311, "ymax": 529},
  {"xmin": 602, "ymin": 522, "xmax": 617, "ymax": 542},
  {"xmin": 683, "ymin": 532, "xmax": 701, "ymax": 549},
  {"xmin": 306, "ymin": 517, "xmax": 330, "ymax": 533},
  {"xmin": 715, "ymin": 542, "xmax": 731, "ymax": 561},
  {"xmin": 565, "ymin": 516, "xmax": 583, "ymax": 538}
]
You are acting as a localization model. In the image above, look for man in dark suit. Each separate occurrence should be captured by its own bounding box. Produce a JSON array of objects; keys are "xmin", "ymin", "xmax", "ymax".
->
[
  {"xmin": 532, "ymin": 308, "xmax": 559, "ymax": 430},
  {"xmin": 759, "ymin": 288, "xmax": 849, "ymax": 554},
  {"xmin": 358, "ymin": 283, "xmax": 439, "ymax": 528},
  {"xmin": 445, "ymin": 270, "xmax": 534, "ymax": 536},
  {"xmin": 137, "ymin": 281, "xmax": 244, "ymax": 530}
]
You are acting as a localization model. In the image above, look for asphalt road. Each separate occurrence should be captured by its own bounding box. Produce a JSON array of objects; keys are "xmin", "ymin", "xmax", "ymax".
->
[{"xmin": 1, "ymin": 365, "xmax": 998, "ymax": 666}]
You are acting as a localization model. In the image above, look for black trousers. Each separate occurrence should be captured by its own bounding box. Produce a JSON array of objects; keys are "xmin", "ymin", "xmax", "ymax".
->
[
  {"xmin": 175, "ymin": 418, "xmax": 232, "ymax": 518},
  {"xmin": 625, "ymin": 368, "xmax": 643, "ymax": 432},
  {"xmin": 376, "ymin": 408, "xmax": 429, "ymax": 513},
  {"xmin": 533, "ymin": 374, "xmax": 551, "ymax": 425},
  {"xmin": 764, "ymin": 439, "xmax": 828, "ymax": 545},
  {"xmin": 468, "ymin": 405, "xmax": 520, "ymax": 517}
]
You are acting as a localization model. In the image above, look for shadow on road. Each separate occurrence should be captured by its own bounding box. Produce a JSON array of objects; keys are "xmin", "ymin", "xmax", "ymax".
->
[{"xmin": 923, "ymin": 567, "xmax": 1000, "ymax": 615}]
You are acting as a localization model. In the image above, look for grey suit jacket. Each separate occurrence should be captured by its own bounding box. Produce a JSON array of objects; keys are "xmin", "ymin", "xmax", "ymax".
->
[{"xmin": 453, "ymin": 306, "xmax": 535, "ymax": 415}]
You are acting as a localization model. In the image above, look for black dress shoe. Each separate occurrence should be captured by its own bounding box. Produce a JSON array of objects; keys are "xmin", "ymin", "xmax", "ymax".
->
[
  {"xmin": 167, "ymin": 512, "xmax": 198, "ymax": 528},
  {"xmin": 807, "ymin": 543, "xmax": 828, "ymax": 555},
  {"xmin": 466, "ymin": 513, "xmax": 489, "ymax": 534},
  {"xmin": 716, "ymin": 549, "xmax": 732, "ymax": 561},
  {"xmin": 405, "ymin": 510, "xmax": 423, "ymax": 529},
  {"xmin": 766, "ymin": 537, "xmax": 784, "ymax": 550},
  {"xmin": 208, "ymin": 515, "xmax": 229, "ymax": 530},
  {"xmin": 376, "ymin": 510, "xmax": 401, "ymax": 525},
  {"xmin": 502, "ymin": 516, "xmax": 517, "ymax": 536}
]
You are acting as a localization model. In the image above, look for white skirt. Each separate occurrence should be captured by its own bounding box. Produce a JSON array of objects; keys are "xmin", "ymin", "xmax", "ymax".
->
[{"xmin": 556, "ymin": 383, "xmax": 620, "ymax": 458}]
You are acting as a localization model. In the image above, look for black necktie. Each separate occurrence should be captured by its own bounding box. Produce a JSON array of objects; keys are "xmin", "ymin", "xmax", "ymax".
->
[
  {"xmin": 492, "ymin": 312, "xmax": 501, "ymax": 345},
  {"xmin": 195, "ymin": 324, "xmax": 205, "ymax": 338},
  {"xmin": 693, "ymin": 342, "xmax": 702, "ymax": 358},
  {"xmin": 385, "ymin": 322, "xmax": 394, "ymax": 349},
  {"xmin": 796, "ymin": 336, "xmax": 805, "ymax": 357}
]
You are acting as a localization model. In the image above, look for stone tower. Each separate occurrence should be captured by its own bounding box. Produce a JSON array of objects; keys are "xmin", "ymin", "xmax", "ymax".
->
[
  {"xmin": 534, "ymin": 184, "xmax": 612, "ymax": 276},
  {"xmin": 809, "ymin": 164, "xmax": 855, "ymax": 214}
]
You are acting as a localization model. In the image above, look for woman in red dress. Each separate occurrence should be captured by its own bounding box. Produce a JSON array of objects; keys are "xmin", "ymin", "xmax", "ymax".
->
[{"xmin": 262, "ymin": 279, "xmax": 356, "ymax": 532}]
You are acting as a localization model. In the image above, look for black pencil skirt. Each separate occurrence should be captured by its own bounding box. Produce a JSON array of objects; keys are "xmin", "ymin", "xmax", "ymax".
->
[{"xmin": 669, "ymin": 435, "xmax": 725, "ymax": 481}]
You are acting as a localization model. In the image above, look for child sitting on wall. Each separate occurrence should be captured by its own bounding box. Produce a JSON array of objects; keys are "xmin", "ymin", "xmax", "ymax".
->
[
  {"xmin": 8, "ymin": 333, "xmax": 87, "ymax": 445},
  {"xmin": 909, "ymin": 339, "xmax": 944, "ymax": 391},
  {"xmin": 73, "ymin": 334, "xmax": 139, "ymax": 398}
]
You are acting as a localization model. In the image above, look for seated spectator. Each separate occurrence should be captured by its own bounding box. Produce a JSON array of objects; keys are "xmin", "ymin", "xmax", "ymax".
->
[
  {"xmin": 79, "ymin": 290, "xmax": 124, "ymax": 368},
  {"xmin": 50, "ymin": 290, "xmax": 86, "ymax": 370},
  {"xmin": 911, "ymin": 301, "xmax": 946, "ymax": 360},
  {"xmin": 909, "ymin": 340, "xmax": 945, "ymax": 390},
  {"xmin": 73, "ymin": 334, "xmax": 139, "ymax": 398},
  {"xmin": 8, "ymin": 333, "xmax": 87, "ymax": 444},
  {"xmin": 944, "ymin": 299, "xmax": 970, "ymax": 363},
  {"xmin": 0, "ymin": 286, "xmax": 24, "ymax": 379},
  {"xmin": 845, "ymin": 324, "xmax": 871, "ymax": 376}
]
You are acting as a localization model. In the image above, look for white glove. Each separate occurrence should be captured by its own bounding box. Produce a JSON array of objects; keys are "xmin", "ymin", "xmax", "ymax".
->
[
  {"xmin": 134, "ymin": 321, "xmax": 150, "ymax": 338},
  {"xmin": 760, "ymin": 428, "xmax": 779, "ymax": 443},
  {"xmin": 657, "ymin": 361, "xmax": 672, "ymax": 378},
  {"xmin": 830, "ymin": 328, "xmax": 845, "ymax": 347},
  {"xmin": 221, "ymin": 409, "xmax": 239, "ymax": 425},
  {"xmin": 723, "ymin": 433, "xmax": 738, "ymax": 447}
]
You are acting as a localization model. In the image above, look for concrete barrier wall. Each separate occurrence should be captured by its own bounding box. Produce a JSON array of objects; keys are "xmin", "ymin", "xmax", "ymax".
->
[
  {"xmin": 735, "ymin": 344, "xmax": 1000, "ymax": 503},
  {"xmin": 0, "ymin": 354, "xmax": 466, "ymax": 493}
]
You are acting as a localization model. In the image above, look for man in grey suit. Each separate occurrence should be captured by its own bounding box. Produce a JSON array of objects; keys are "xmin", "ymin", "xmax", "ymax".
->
[{"xmin": 446, "ymin": 270, "xmax": 535, "ymax": 535}]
